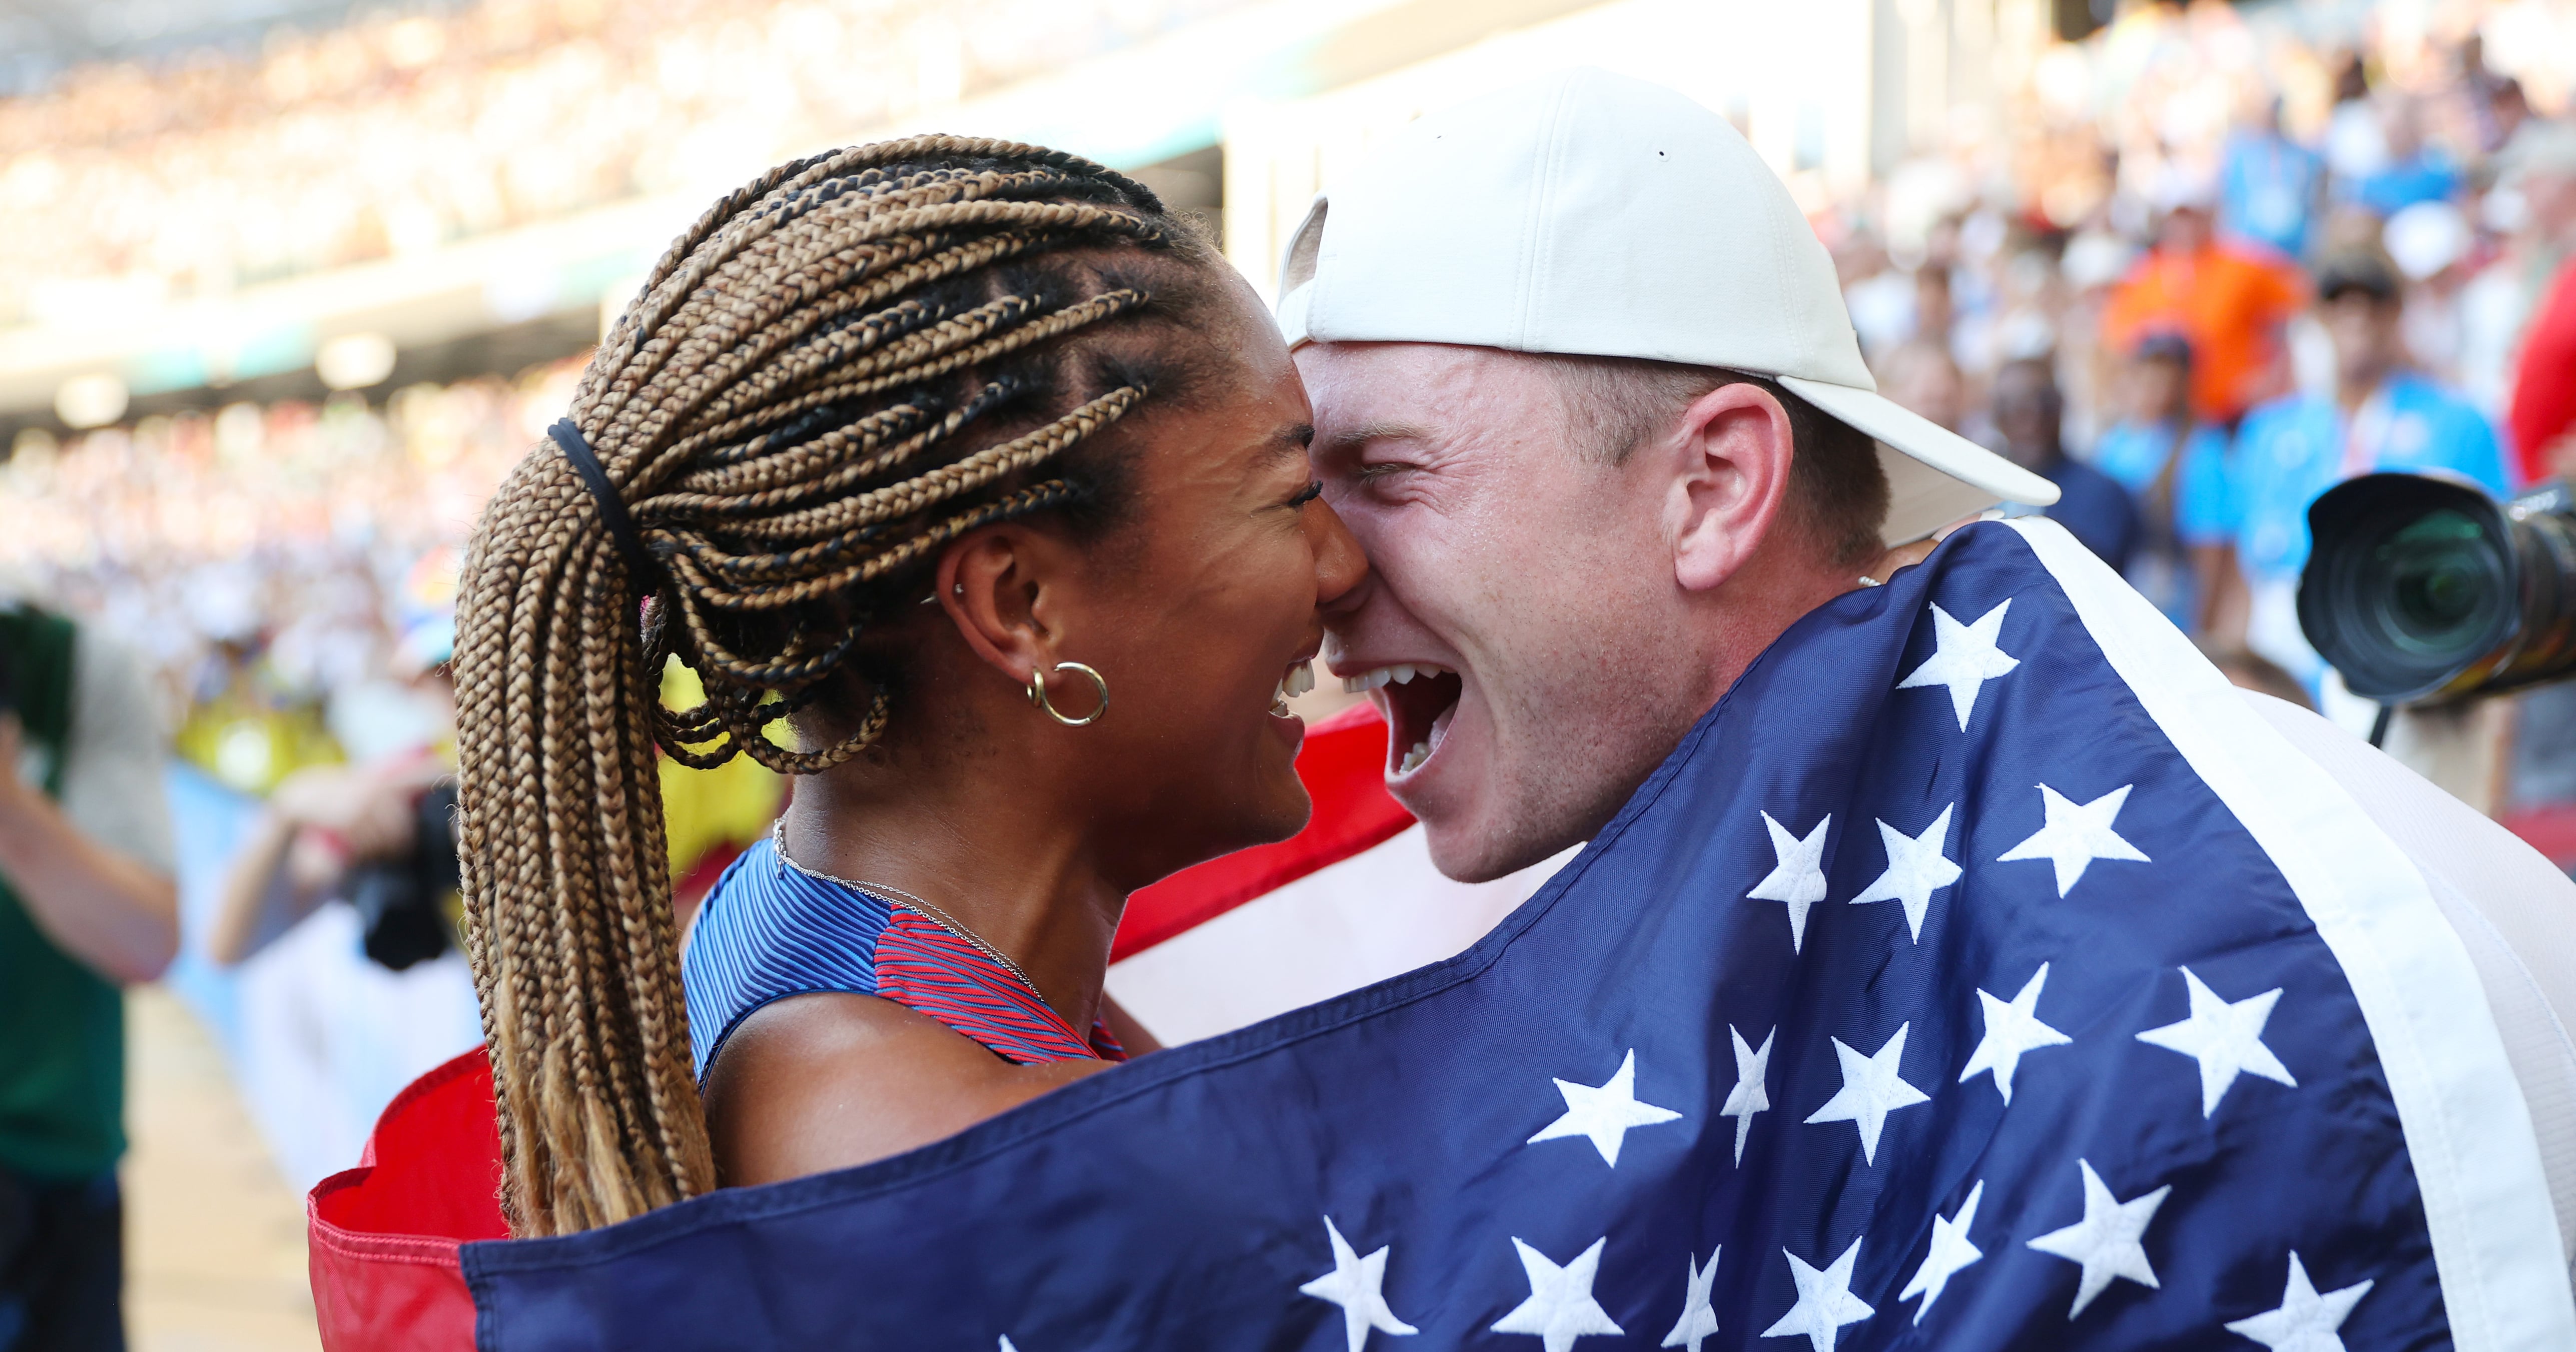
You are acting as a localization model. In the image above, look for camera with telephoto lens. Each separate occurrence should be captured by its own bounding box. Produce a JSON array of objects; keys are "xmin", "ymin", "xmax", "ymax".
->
[
  {"xmin": 2298, "ymin": 472, "xmax": 2576, "ymax": 706},
  {"xmin": 346, "ymin": 779, "xmax": 462, "ymax": 971}
]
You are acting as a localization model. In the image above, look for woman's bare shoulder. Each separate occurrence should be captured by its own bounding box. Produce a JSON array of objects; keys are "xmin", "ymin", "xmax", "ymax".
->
[{"xmin": 702, "ymin": 990, "xmax": 1110, "ymax": 1187}]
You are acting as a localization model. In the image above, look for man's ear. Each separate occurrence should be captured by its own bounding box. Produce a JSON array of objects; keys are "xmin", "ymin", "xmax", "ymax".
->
[
  {"xmin": 1665, "ymin": 383, "xmax": 1797, "ymax": 592},
  {"xmin": 934, "ymin": 527, "xmax": 1069, "ymax": 689}
]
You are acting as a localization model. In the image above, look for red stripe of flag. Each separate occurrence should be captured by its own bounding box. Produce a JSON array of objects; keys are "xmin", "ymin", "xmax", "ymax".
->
[{"xmin": 1110, "ymin": 705, "xmax": 1413, "ymax": 963}]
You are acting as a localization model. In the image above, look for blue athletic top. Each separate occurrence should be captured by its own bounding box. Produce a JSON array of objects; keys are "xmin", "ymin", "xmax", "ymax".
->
[{"xmin": 682, "ymin": 838, "xmax": 1124, "ymax": 1079}]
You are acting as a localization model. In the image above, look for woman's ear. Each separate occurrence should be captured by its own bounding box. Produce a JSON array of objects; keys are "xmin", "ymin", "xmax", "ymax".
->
[
  {"xmin": 935, "ymin": 527, "xmax": 1064, "ymax": 688},
  {"xmin": 1666, "ymin": 384, "xmax": 1796, "ymax": 592}
]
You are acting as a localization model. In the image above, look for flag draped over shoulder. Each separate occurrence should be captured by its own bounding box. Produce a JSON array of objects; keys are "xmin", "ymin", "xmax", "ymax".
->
[{"xmin": 460, "ymin": 519, "xmax": 2570, "ymax": 1350}]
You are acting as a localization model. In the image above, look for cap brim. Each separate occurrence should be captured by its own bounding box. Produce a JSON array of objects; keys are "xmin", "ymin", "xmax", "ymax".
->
[{"xmin": 1777, "ymin": 376, "xmax": 2060, "ymax": 546}]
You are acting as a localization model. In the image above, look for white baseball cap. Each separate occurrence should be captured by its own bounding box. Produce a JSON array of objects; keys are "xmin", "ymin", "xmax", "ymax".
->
[{"xmin": 1276, "ymin": 68, "xmax": 2058, "ymax": 545}]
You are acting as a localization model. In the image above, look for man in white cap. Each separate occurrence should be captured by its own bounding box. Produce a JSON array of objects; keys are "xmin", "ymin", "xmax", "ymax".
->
[
  {"xmin": 1289, "ymin": 68, "xmax": 2576, "ymax": 1306},
  {"xmin": 1285, "ymin": 69, "xmax": 2055, "ymax": 889}
]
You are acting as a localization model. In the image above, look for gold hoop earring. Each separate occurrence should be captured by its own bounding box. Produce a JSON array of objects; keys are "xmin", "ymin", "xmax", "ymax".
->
[{"xmin": 1027, "ymin": 661, "xmax": 1108, "ymax": 727}]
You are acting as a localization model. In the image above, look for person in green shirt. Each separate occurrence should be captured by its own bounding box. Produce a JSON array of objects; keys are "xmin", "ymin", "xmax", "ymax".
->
[{"xmin": 0, "ymin": 602, "xmax": 178, "ymax": 1352}]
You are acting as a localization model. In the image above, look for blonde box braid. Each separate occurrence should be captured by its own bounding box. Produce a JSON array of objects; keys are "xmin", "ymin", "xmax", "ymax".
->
[{"xmin": 452, "ymin": 137, "xmax": 1218, "ymax": 1236}]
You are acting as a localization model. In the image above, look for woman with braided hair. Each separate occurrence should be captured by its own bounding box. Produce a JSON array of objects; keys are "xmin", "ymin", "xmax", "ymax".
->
[{"xmin": 452, "ymin": 136, "xmax": 1364, "ymax": 1236}]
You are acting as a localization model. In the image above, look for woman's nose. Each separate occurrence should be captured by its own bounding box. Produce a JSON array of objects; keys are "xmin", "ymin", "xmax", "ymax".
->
[{"xmin": 1307, "ymin": 497, "xmax": 1370, "ymax": 611}]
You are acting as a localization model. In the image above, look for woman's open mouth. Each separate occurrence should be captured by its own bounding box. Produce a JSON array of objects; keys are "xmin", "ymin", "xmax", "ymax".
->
[
  {"xmin": 1268, "ymin": 659, "xmax": 1316, "ymax": 718},
  {"xmin": 1344, "ymin": 663, "xmax": 1463, "ymax": 777}
]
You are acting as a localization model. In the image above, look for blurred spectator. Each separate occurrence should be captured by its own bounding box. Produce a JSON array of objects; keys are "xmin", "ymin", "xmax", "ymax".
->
[
  {"xmin": 2345, "ymin": 97, "xmax": 2462, "ymax": 218},
  {"xmin": 2226, "ymin": 251, "xmax": 2511, "ymax": 687},
  {"xmin": 2088, "ymin": 333, "xmax": 2239, "ymax": 636},
  {"xmin": 1993, "ymin": 358, "xmax": 2137, "ymax": 571},
  {"xmin": 2462, "ymin": 121, "xmax": 2576, "ymax": 419},
  {"xmin": 1840, "ymin": 235, "xmax": 1915, "ymax": 362},
  {"xmin": 2484, "ymin": 78, "xmax": 2533, "ymax": 158},
  {"xmin": 2323, "ymin": 52, "xmax": 2386, "ymax": 183},
  {"xmin": 2219, "ymin": 98, "xmax": 2324, "ymax": 259},
  {"xmin": 2385, "ymin": 200, "xmax": 2474, "ymax": 385},
  {"xmin": 2101, "ymin": 195, "xmax": 2307, "ymax": 425},
  {"xmin": 2508, "ymin": 255, "xmax": 2576, "ymax": 485},
  {"xmin": 173, "ymin": 635, "xmax": 344, "ymax": 796},
  {"xmin": 1878, "ymin": 339, "xmax": 1973, "ymax": 438},
  {"xmin": 0, "ymin": 589, "xmax": 177, "ymax": 1351},
  {"xmin": 209, "ymin": 631, "xmax": 455, "ymax": 972}
]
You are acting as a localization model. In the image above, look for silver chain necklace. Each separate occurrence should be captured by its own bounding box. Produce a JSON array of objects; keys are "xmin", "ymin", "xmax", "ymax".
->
[{"xmin": 767, "ymin": 820, "xmax": 1051, "ymax": 1008}]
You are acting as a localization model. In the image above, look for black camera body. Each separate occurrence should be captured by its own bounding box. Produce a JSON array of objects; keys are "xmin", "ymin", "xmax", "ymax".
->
[
  {"xmin": 2299, "ymin": 473, "xmax": 2576, "ymax": 705},
  {"xmin": 346, "ymin": 780, "xmax": 462, "ymax": 971}
]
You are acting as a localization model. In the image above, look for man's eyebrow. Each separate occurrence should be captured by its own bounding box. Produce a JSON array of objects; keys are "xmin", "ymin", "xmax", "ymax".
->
[{"xmin": 1320, "ymin": 419, "xmax": 1431, "ymax": 452}]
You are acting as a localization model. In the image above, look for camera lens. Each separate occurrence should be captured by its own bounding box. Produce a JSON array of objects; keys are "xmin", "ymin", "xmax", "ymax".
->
[
  {"xmin": 2369, "ymin": 509, "xmax": 2510, "ymax": 660},
  {"xmin": 2301, "ymin": 473, "xmax": 2576, "ymax": 705}
]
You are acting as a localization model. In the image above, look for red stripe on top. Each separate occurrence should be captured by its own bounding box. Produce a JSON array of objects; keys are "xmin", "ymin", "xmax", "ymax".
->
[
  {"xmin": 1110, "ymin": 705, "xmax": 1414, "ymax": 962},
  {"xmin": 876, "ymin": 912, "xmax": 1124, "ymax": 1065}
]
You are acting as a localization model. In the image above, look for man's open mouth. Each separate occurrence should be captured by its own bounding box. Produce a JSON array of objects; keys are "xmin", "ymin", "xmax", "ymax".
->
[{"xmin": 1344, "ymin": 664, "xmax": 1463, "ymax": 776}]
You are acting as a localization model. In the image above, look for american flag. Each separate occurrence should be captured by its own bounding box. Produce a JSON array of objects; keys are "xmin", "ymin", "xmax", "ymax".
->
[{"xmin": 456, "ymin": 519, "xmax": 2569, "ymax": 1351}]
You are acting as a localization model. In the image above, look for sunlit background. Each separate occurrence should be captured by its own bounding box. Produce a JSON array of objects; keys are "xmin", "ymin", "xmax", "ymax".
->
[{"xmin": 0, "ymin": 0, "xmax": 2570, "ymax": 1345}]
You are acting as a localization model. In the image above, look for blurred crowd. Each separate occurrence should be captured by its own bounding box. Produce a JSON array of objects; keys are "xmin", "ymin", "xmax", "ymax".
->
[
  {"xmin": 0, "ymin": 0, "xmax": 1254, "ymax": 329},
  {"xmin": 2, "ymin": 362, "xmax": 566, "ymax": 780},
  {"xmin": 2, "ymin": 353, "xmax": 785, "ymax": 896},
  {"xmin": 0, "ymin": 353, "xmax": 786, "ymax": 1197},
  {"xmin": 1826, "ymin": 1, "xmax": 2576, "ymax": 820}
]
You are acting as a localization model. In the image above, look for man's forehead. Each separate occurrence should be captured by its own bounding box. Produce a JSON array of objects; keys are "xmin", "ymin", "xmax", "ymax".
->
[{"xmin": 1299, "ymin": 341, "xmax": 1556, "ymax": 430}]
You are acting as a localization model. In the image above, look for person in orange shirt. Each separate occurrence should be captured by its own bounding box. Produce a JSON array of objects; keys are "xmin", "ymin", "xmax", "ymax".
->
[{"xmin": 2102, "ymin": 197, "xmax": 2308, "ymax": 425}]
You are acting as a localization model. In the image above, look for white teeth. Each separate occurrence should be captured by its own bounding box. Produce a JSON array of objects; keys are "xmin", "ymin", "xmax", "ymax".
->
[
  {"xmin": 1271, "ymin": 662, "xmax": 1316, "ymax": 714},
  {"xmin": 1340, "ymin": 663, "xmax": 1454, "ymax": 694},
  {"xmin": 1397, "ymin": 740, "xmax": 1431, "ymax": 774}
]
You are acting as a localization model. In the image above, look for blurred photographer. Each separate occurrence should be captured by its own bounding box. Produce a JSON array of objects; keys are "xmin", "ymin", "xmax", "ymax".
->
[
  {"xmin": 0, "ymin": 596, "xmax": 178, "ymax": 1352},
  {"xmin": 209, "ymin": 620, "xmax": 458, "ymax": 973},
  {"xmin": 2228, "ymin": 250, "xmax": 2510, "ymax": 692}
]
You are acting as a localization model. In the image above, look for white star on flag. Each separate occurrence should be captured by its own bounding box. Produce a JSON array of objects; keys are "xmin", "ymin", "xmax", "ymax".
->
[
  {"xmin": 2224, "ymin": 1252, "xmax": 2374, "ymax": 1351},
  {"xmin": 1897, "ymin": 599, "xmax": 2019, "ymax": 730},
  {"xmin": 1898, "ymin": 1180, "xmax": 1984, "ymax": 1323},
  {"xmin": 1759, "ymin": 1237, "xmax": 1874, "ymax": 1352},
  {"xmin": 999, "ymin": 1339, "xmax": 1018, "ymax": 1351},
  {"xmin": 1720, "ymin": 1026, "xmax": 1774, "ymax": 1166},
  {"xmin": 2027, "ymin": 1158, "xmax": 2171, "ymax": 1317},
  {"xmin": 1849, "ymin": 805, "xmax": 1961, "ymax": 942},
  {"xmin": 1660, "ymin": 1249, "xmax": 1720, "ymax": 1352},
  {"xmin": 2136, "ymin": 967, "xmax": 2297, "ymax": 1117},
  {"xmin": 1804, "ymin": 1022, "xmax": 1931, "ymax": 1165},
  {"xmin": 1491, "ymin": 1236, "xmax": 1623, "ymax": 1352},
  {"xmin": 1998, "ymin": 784, "xmax": 2149, "ymax": 896},
  {"xmin": 1527, "ymin": 1049, "xmax": 1683, "ymax": 1166},
  {"xmin": 1959, "ymin": 963, "xmax": 2073, "ymax": 1104},
  {"xmin": 1748, "ymin": 812, "xmax": 1832, "ymax": 952},
  {"xmin": 1298, "ymin": 1216, "xmax": 1418, "ymax": 1351}
]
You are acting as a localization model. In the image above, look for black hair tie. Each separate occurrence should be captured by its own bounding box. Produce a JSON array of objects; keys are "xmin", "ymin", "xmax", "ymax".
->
[{"xmin": 549, "ymin": 418, "xmax": 656, "ymax": 583}]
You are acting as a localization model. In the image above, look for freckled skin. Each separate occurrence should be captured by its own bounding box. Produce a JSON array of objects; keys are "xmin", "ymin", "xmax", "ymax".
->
[
  {"xmin": 706, "ymin": 272, "xmax": 1370, "ymax": 1186},
  {"xmin": 1300, "ymin": 342, "xmax": 1882, "ymax": 884}
]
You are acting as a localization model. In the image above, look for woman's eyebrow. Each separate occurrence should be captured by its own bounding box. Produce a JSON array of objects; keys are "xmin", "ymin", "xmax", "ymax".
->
[{"xmin": 1258, "ymin": 422, "xmax": 1316, "ymax": 463}]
